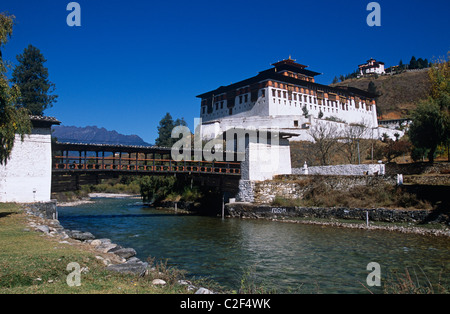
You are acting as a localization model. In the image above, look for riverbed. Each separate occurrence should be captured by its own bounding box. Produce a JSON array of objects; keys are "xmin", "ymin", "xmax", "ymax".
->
[{"xmin": 58, "ymin": 197, "xmax": 450, "ymax": 293}]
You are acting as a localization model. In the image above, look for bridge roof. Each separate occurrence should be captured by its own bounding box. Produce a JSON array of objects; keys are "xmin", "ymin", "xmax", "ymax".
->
[
  {"xmin": 52, "ymin": 142, "xmax": 245, "ymax": 157},
  {"xmin": 53, "ymin": 142, "xmax": 172, "ymax": 154}
]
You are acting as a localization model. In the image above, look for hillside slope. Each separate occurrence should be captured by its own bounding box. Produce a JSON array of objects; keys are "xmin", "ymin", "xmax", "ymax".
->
[{"xmin": 331, "ymin": 69, "xmax": 431, "ymax": 120}]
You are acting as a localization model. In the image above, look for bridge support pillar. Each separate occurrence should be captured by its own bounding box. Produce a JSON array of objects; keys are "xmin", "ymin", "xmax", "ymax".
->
[{"xmin": 225, "ymin": 129, "xmax": 296, "ymax": 203}]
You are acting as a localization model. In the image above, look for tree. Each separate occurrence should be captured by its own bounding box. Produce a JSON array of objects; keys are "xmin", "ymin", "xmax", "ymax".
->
[
  {"xmin": 340, "ymin": 120, "xmax": 371, "ymax": 164},
  {"xmin": 409, "ymin": 53, "xmax": 450, "ymax": 162},
  {"xmin": 408, "ymin": 100, "xmax": 447, "ymax": 162},
  {"xmin": 382, "ymin": 138, "xmax": 411, "ymax": 162},
  {"xmin": 11, "ymin": 44, "xmax": 57, "ymax": 116},
  {"xmin": 308, "ymin": 121, "xmax": 340, "ymax": 166},
  {"xmin": 0, "ymin": 13, "xmax": 31, "ymax": 165},
  {"xmin": 409, "ymin": 56, "xmax": 417, "ymax": 70},
  {"xmin": 368, "ymin": 81, "xmax": 382, "ymax": 117},
  {"xmin": 155, "ymin": 112, "xmax": 188, "ymax": 147},
  {"xmin": 139, "ymin": 176, "xmax": 177, "ymax": 204},
  {"xmin": 332, "ymin": 76, "xmax": 339, "ymax": 84}
]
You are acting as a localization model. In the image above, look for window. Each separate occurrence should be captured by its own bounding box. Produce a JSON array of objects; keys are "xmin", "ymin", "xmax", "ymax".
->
[
  {"xmin": 244, "ymin": 94, "xmax": 248, "ymax": 102},
  {"xmin": 294, "ymin": 120, "xmax": 299, "ymax": 127},
  {"xmin": 261, "ymin": 89, "xmax": 266, "ymax": 97},
  {"xmin": 220, "ymin": 101, "xmax": 224, "ymax": 109},
  {"xmin": 239, "ymin": 95, "xmax": 243, "ymax": 104},
  {"xmin": 272, "ymin": 89, "xmax": 276, "ymax": 97}
]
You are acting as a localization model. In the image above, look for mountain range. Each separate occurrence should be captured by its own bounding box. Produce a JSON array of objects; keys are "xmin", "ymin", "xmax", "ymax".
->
[{"xmin": 52, "ymin": 125, "xmax": 153, "ymax": 146}]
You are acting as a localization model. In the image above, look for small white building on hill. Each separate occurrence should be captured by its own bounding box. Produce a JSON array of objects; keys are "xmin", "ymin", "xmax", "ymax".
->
[{"xmin": 358, "ymin": 58, "xmax": 385, "ymax": 76}]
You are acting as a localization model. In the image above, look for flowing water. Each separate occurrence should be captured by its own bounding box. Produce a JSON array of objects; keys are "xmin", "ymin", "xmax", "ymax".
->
[{"xmin": 58, "ymin": 197, "xmax": 450, "ymax": 293}]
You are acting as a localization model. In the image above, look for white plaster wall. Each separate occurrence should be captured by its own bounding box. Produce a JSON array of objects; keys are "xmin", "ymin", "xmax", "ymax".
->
[
  {"xmin": 242, "ymin": 138, "xmax": 292, "ymax": 181},
  {"xmin": 201, "ymin": 115, "xmax": 402, "ymax": 143},
  {"xmin": 0, "ymin": 128, "xmax": 52, "ymax": 203},
  {"xmin": 292, "ymin": 164, "xmax": 386, "ymax": 176}
]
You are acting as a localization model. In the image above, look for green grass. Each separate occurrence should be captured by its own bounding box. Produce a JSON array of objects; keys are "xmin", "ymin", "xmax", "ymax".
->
[{"xmin": 0, "ymin": 203, "xmax": 193, "ymax": 294}]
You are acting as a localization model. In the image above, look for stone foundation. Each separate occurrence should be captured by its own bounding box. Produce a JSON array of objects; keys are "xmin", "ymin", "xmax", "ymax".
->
[
  {"xmin": 22, "ymin": 201, "xmax": 58, "ymax": 220},
  {"xmin": 251, "ymin": 175, "xmax": 396, "ymax": 204},
  {"xmin": 226, "ymin": 203, "xmax": 436, "ymax": 224}
]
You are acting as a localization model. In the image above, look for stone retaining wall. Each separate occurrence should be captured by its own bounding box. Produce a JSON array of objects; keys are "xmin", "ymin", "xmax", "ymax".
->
[
  {"xmin": 252, "ymin": 175, "xmax": 396, "ymax": 204},
  {"xmin": 22, "ymin": 201, "xmax": 58, "ymax": 220},
  {"xmin": 226, "ymin": 203, "xmax": 437, "ymax": 223},
  {"xmin": 385, "ymin": 162, "xmax": 450, "ymax": 176}
]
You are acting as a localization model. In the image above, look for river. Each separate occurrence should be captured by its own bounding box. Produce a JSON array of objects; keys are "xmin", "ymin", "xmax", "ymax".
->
[{"xmin": 58, "ymin": 197, "xmax": 450, "ymax": 294}]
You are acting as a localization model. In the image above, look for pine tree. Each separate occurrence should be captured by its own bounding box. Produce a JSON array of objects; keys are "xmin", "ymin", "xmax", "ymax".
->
[
  {"xmin": 367, "ymin": 81, "xmax": 378, "ymax": 96},
  {"xmin": 155, "ymin": 113, "xmax": 188, "ymax": 147},
  {"xmin": 0, "ymin": 13, "xmax": 31, "ymax": 165},
  {"xmin": 409, "ymin": 56, "xmax": 418, "ymax": 70},
  {"xmin": 11, "ymin": 44, "xmax": 58, "ymax": 116}
]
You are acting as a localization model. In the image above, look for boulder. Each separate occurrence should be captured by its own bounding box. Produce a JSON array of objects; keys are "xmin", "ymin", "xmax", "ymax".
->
[
  {"xmin": 35, "ymin": 225, "xmax": 50, "ymax": 234},
  {"xmin": 68, "ymin": 230, "xmax": 95, "ymax": 241},
  {"xmin": 112, "ymin": 248, "xmax": 137, "ymax": 259},
  {"xmin": 106, "ymin": 260, "xmax": 147, "ymax": 275},
  {"xmin": 96, "ymin": 243, "xmax": 118, "ymax": 253},
  {"xmin": 195, "ymin": 287, "xmax": 214, "ymax": 294},
  {"xmin": 90, "ymin": 239, "xmax": 102, "ymax": 247},
  {"xmin": 152, "ymin": 279, "xmax": 167, "ymax": 286}
]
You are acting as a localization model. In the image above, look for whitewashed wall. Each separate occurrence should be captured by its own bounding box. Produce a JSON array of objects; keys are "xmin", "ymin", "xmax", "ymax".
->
[
  {"xmin": 0, "ymin": 128, "xmax": 53, "ymax": 203},
  {"xmin": 240, "ymin": 138, "xmax": 292, "ymax": 181},
  {"xmin": 292, "ymin": 164, "xmax": 386, "ymax": 176},
  {"xmin": 201, "ymin": 115, "xmax": 403, "ymax": 142}
]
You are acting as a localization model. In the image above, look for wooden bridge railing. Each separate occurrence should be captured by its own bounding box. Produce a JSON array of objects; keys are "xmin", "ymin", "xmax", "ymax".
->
[{"xmin": 53, "ymin": 155, "xmax": 241, "ymax": 175}]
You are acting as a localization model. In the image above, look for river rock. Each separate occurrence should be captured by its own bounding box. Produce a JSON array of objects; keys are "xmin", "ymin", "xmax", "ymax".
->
[
  {"xmin": 195, "ymin": 287, "xmax": 214, "ymax": 294},
  {"xmin": 111, "ymin": 248, "xmax": 137, "ymax": 259},
  {"xmin": 96, "ymin": 243, "xmax": 118, "ymax": 253},
  {"xmin": 68, "ymin": 230, "xmax": 95, "ymax": 241},
  {"xmin": 152, "ymin": 279, "xmax": 166, "ymax": 286},
  {"xmin": 106, "ymin": 261, "xmax": 147, "ymax": 275},
  {"xmin": 90, "ymin": 239, "xmax": 103, "ymax": 247},
  {"xmin": 35, "ymin": 225, "xmax": 50, "ymax": 234}
]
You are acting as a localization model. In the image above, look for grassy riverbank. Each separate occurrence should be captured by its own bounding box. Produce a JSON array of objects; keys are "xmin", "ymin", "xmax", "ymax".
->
[{"xmin": 0, "ymin": 203, "xmax": 201, "ymax": 294}]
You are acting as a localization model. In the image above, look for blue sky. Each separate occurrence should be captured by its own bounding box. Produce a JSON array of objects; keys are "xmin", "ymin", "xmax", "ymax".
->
[{"xmin": 2, "ymin": 0, "xmax": 449, "ymax": 143}]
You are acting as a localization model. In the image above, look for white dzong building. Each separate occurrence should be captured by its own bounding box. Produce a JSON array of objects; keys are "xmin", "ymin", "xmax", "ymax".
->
[
  {"xmin": 197, "ymin": 58, "xmax": 398, "ymax": 141},
  {"xmin": 358, "ymin": 58, "xmax": 385, "ymax": 76}
]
